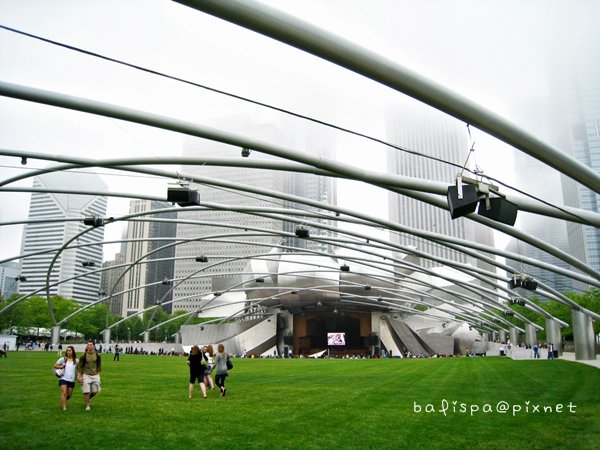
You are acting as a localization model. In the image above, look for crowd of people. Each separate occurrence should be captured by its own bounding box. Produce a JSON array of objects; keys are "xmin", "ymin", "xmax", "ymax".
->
[
  {"xmin": 34, "ymin": 335, "xmax": 566, "ymax": 412},
  {"xmin": 50, "ymin": 340, "xmax": 231, "ymax": 411},
  {"xmin": 187, "ymin": 344, "xmax": 231, "ymax": 399}
]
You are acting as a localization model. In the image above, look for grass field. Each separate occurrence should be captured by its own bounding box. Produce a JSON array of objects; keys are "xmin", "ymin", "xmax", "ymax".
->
[{"xmin": 0, "ymin": 352, "xmax": 599, "ymax": 450}]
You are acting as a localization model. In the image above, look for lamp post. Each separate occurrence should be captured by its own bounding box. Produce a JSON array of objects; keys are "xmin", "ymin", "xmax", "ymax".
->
[{"xmin": 127, "ymin": 327, "xmax": 131, "ymax": 343}]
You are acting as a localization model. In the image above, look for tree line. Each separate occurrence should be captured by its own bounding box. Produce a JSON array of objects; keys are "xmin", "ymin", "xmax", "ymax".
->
[
  {"xmin": 505, "ymin": 289, "xmax": 600, "ymax": 342},
  {"xmin": 2, "ymin": 289, "xmax": 599, "ymax": 343},
  {"xmin": 0, "ymin": 294, "xmax": 202, "ymax": 342}
]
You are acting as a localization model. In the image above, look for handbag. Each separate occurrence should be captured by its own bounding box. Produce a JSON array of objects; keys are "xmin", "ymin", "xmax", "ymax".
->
[
  {"xmin": 226, "ymin": 355, "xmax": 233, "ymax": 370},
  {"xmin": 53, "ymin": 357, "xmax": 66, "ymax": 378}
]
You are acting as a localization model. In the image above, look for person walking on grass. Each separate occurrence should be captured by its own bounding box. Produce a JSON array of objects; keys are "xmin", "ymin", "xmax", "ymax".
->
[
  {"xmin": 77, "ymin": 340, "xmax": 102, "ymax": 411},
  {"xmin": 214, "ymin": 343, "xmax": 230, "ymax": 397},
  {"xmin": 54, "ymin": 345, "xmax": 78, "ymax": 411},
  {"xmin": 187, "ymin": 345, "xmax": 208, "ymax": 399},
  {"xmin": 203, "ymin": 345, "xmax": 215, "ymax": 390}
]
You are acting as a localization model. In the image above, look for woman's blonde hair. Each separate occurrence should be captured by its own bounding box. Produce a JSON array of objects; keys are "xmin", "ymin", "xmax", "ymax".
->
[
  {"xmin": 206, "ymin": 344, "xmax": 214, "ymax": 356},
  {"xmin": 217, "ymin": 343, "xmax": 225, "ymax": 353}
]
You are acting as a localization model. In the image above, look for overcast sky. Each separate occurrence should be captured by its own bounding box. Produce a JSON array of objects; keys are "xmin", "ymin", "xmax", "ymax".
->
[{"xmin": 1, "ymin": 0, "xmax": 599, "ymax": 262}]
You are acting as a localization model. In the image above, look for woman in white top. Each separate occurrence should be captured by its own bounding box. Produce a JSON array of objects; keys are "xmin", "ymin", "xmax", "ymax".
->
[
  {"xmin": 203, "ymin": 345, "xmax": 215, "ymax": 390},
  {"xmin": 54, "ymin": 345, "xmax": 78, "ymax": 411}
]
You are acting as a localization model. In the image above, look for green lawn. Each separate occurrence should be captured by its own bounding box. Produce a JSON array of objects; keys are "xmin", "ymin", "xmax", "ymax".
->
[{"xmin": 0, "ymin": 352, "xmax": 599, "ymax": 450}]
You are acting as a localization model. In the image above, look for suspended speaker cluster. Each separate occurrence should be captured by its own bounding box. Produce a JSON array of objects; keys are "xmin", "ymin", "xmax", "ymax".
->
[
  {"xmin": 83, "ymin": 216, "xmax": 106, "ymax": 227},
  {"xmin": 167, "ymin": 185, "xmax": 200, "ymax": 207},
  {"xmin": 446, "ymin": 175, "xmax": 517, "ymax": 226},
  {"xmin": 295, "ymin": 226, "xmax": 310, "ymax": 238},
  {"xmin": 509, "ymin": 274, "xmax": 538, "ymax": 291}
]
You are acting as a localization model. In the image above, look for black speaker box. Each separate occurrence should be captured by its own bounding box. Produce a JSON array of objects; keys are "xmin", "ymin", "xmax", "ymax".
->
[
  {"xmin": 167, "ymin": 187, "xmax": 200, "ymax": 207},
  {"xmin": 368, "ymin": 332, "xmax": 379, "ymax": 345},
  {"xmin": 447, "ymin": 184, "xmax": 479, "ymax": 219},
  {"xmin": 295, "ymin": 227, "xmax": 309, "ymax": 238},
  {"xmin": 522, "ymin": 279, "xmax": 538, "ymax": 291},
  {"xmin": 509, "ymin": 278, "xmax": 522, "ymax": 289},
  {"xmin": 477, "ymin": 197, "xmax": 517, "ymax": 226},
  {"xmin": 167, "ymin": 187, "xmax": 191, "ymax": 203}
]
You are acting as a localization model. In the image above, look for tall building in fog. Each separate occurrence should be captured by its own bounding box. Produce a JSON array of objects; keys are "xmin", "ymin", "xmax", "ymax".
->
[
  {"xmin": 504, "ymin": 96, "xmax": 575, "ymax": 292},
  {"xmin": 386, "ymin": 100, "xmax": 494, "ymax": 272},
  {"xmin": 19, "ymin": 172, "xmax": 107, "ymax": 303},
  {"xmin": 505, "ymin": 43, "xmax": 600, "ymax": 292},
  {"xmin": 551, "ymin": 47, "xmax": 600, "ymax": 276},
  {"xmin": 281, "ymin": 123, "xmax": 338, "ymax": 254},
  {"xmin": 172, "ymin": 116, "xmax": 337, "ymax": 312}
]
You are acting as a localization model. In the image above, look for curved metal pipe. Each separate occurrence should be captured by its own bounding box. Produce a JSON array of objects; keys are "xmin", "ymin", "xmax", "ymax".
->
[{"xmin": 175, "ymin": 0, "xmax": 600, "ymax": 194}]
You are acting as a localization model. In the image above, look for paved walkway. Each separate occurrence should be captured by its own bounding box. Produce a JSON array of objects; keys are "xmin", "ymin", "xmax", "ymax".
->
[
  {"xmin": 508, "ymin": 347, "xmax": 600, "ymax": 369},
  {"xmin": 558, "ymin": 352, "xmax": 600, "ymax": 369}
]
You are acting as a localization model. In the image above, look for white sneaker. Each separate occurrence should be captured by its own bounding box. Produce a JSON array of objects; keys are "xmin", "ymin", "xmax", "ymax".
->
[{"xmin": 85, "ymin": 406, "xmax": 91, "ymax": 411}]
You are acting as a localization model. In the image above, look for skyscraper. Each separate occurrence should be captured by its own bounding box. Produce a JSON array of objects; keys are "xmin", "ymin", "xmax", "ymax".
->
[
  {"xmin": 101, "ymin": 251, "xmax": 126, "ymax": 316},
  {"xmin": 0, "ymin": 261, "xmax": 20, "ymax": 299},
  {"xmin": 505, "ymin": 40, "xmax": 600, "ymax": 293},
  {"xmin": 19, "ymin": 172, "xmax": 107, "ymax": 303},
  {"xmin": 386, "ymin": 100, "xmax": 495, "ymax": 271},
  {"xmin": 172, "ymin": 115, "xmax": 337, "ymax": 312},
  {"xmin": 550, "ymin": 47, "xmax": 600, "ymax": 277},
  {"xmin": 504, "ymin": 97, "xmax": 575, "ymax": 292},
  {"xmin": 120, "ymin": 200, "xmax": 176, "ymax": 316},
  {"xmin": 280, "ymin": 120, "xmax": 338, "ymax": 255}
]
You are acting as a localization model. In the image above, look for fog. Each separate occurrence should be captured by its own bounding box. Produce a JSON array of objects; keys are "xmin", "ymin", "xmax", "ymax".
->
[{"xmin": 1, "ymin": 0, "xmax": 599, "ymax": 261}]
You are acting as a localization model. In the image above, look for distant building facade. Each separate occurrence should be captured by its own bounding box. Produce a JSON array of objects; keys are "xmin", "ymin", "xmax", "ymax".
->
[
  {"xmin": 505, "ymin": 44, "xmax": 600, "ymax": 293},
  {"xmin": 386, "ymin": 100, "xmax": 495, "ymax": 273},
  {"xmin": 19, "ymin": 172, "xmax": 107, "ymax": 303},
  {"xmin": 0, "ymin": 261, "xmax": 20, "ymax": 299},
  {"xmin": 119, "ymin": 200, "xmax": 176, "ymax": 316},
  {"xmin": 173, "ymin": 116, "xmax": 337, "ymax": 313}
]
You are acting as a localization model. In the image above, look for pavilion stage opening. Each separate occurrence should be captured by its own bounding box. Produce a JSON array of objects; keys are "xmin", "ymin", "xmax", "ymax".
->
[{"xmin": 292, "ymin": 311, "xmax": 372, "ymax": 357}]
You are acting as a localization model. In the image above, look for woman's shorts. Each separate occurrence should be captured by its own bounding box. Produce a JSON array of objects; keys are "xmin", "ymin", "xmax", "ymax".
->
[
  {"xmin": 59, "ymin": 379, "xmax": 75, "ymax": 388},
  {"xmin": 190, "ymin": 372, "xmax": 204, "ymax": 384}
]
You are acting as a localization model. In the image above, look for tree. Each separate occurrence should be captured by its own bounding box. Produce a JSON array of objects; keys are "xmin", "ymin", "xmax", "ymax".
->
[
  {"xmin": 565, "ymin": 288, "xmax": 600, "ymax": 338},
  {"xmin": 0, "ymin": 294, "xmax": 22, "ymax": 332},
  {"xmin": 509, "ymin": 289, "xmax": 600, "ymax": 342}
]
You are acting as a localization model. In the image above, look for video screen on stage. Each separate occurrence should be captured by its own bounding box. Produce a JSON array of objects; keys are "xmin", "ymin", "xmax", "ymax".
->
[{"xmin": 327, "ymin": 332, "xmax": 346, "ymax": 346}]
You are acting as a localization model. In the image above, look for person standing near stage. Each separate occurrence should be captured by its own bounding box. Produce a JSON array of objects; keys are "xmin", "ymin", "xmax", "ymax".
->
[
  {"xmin": 77, "ymin": 341, "xmax": 102, "ymax": 411},
  {"xmin": 548, "ymin": 342, "xmax": 555, "ymax": 359},
  {"xmin": 214, "ymin": 343, "xmax": 230, "ymax": 397},
  {"xmin": 54, "ymin": 345, "xmax": 78, "ymax": 410}
]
